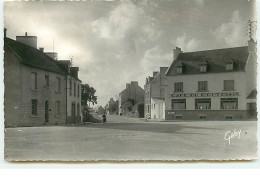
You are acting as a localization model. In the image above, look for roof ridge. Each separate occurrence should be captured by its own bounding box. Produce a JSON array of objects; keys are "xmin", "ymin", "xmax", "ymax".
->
[{"xmin": 180, "ymin": 46, "xmax": 247, "ymax": 54}]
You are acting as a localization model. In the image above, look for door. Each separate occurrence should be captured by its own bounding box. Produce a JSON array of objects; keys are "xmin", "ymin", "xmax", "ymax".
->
[{"xmin": 45, "ymin": 101, "xmax": 49, "ymax": 123}]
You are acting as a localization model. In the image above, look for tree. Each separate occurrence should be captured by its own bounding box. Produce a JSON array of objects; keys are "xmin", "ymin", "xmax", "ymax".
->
[
  {"xmin": 81, "ymin": 84, "xmax": 97, "ymax": 106},
  {"xmin": 81, "ymin": 84, "xmax": 98, "ymax": 123},
  {"xmin": 137, "ymin": 103, "xmax": 144, "ymax": 118}
]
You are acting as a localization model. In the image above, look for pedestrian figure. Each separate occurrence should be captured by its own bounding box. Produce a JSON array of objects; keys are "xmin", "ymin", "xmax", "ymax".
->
[{"xmin": 102, "ymin": 113, "xmax": 106, "ymax": 123}]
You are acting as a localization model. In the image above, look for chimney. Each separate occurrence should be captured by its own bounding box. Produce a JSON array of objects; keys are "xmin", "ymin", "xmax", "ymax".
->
[
  {"xmin": 45, "ymin": 52, "xmax": 58, "ymax": 60},
  {"xmin": 39, "ymin": 47, "xmax": 44, "ymax": 52},
  {"xmin": 70, "ymin": 67, "xmax": 79, "ymax": 79},
  {"xmin": 153, "ymin": 71, "xmax": 159, "ymax": 77},
  {"xmin": 173, "ymin": 47, "xmax": 182, "ymax": 60},
  {"xmin": 4, "ymin": 28, "xmax": 7, "ymax": 38},
  {"xmin": 131, "ymin": 81, "xmax": 138, "ymax": 86},
  {"xmin": 16, "ymin": 32, "xmax": 37, "ymax": 48},
  {"xmin": 126, "ymin": 83, "xmax": 130, "ymax": 90}
]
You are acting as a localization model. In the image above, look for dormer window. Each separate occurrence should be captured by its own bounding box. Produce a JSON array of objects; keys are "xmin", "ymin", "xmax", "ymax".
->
[
  {"xmin": 176, "ymin": 63, "xmax": 183, "ymax": 74},
  {"xmin": 226, "ymin": 61, "xmax": 233, "ymax": 71},
  {"xmin": 200, "ymin": 63, "xmax": 207, "ymax": 72}
]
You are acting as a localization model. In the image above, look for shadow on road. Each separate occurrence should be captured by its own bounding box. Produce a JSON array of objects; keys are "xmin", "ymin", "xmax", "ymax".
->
[{"xmin": 84, "ymin": 122, "xmax": 222, "ymax": 135}]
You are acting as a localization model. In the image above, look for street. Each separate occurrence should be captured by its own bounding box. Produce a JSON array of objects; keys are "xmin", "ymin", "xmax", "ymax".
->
[{"xmin": 4, "ymin": 115, "xmax": 257, "ymax": 161}]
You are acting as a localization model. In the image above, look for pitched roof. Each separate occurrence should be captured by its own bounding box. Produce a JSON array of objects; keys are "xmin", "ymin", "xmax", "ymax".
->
[
  {"xmin": 4, "ymin": 37, "xmax": 67, "ymax": 75},
  {"xmin": 166, "ymin": 46, "xmax": 248, "ymax": 76}
]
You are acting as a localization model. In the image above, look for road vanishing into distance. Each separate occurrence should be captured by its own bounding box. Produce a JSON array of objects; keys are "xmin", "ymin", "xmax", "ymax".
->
[{"xmin": 5, "ymin": 115, "xmax": 257, "ymax": 161}]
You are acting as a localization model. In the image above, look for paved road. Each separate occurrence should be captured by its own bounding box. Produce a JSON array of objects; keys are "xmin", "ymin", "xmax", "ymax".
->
[{"xmin": 4, "ymin": 115, "xmax": 257, "ymax": 161}]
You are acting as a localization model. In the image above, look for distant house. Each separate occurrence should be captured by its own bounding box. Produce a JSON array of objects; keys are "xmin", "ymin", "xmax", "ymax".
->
[
  {"xmin": 4, "ymin": 30, "xmax": 67, "ymax": 127},
  {"xmin": 144, "ymin": 67, "xmax": 168, "ymax": 120},
  {"xmin": 118, "ymin": 81, "xmax": 144, "ymax": 117},
  {"xmin": 165, "ymin": 40, "xmax": 257, "ymax": 120},
  {"xmin": 107, "ymin": 98, "xmax": 118, "ymax": 115}
]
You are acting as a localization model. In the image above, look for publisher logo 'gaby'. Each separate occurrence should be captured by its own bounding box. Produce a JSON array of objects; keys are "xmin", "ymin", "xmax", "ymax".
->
[{"xmin": 224, "ymin": 129, "xmax": 242, "ymax": 145}]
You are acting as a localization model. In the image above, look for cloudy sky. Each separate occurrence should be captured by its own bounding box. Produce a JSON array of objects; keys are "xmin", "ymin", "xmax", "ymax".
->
[{"xmin": 4, "ymin": 0, "xmax": 256, "ymax": 106}]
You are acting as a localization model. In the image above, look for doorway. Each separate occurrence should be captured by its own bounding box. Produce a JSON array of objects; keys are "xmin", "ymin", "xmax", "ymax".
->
[{"xmin": 45, "ymin": 100, "xmax": 49, "ymax": 123}]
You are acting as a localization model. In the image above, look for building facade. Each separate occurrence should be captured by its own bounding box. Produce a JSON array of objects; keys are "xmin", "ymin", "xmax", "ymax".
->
[
  {"xmin": 4, "ymin": 31, "xmax": 67, "ymax": 127},
  {"xmin": 118, "ymin": 81, "xmax": 145, "ymax": 117},
  {"xmin": 165, "ymin": 41, "xmax": 257, "ymax": 120},
  {"xmin": 144, "ymin": 67, "xmax": 168, "ymax": 120}
]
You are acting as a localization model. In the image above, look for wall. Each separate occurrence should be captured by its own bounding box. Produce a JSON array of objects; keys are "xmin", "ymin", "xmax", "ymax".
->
[
  {"xmin": 151, "ymin": 98, "xmax": 165, "ymax": 120},
  {"xmin": 4, "ymin": 48, "xmax": 22, "ymax": 127},
  {"xmin": 165, "ymin": 72, "xmax": 246, "ymax": 110},
  {"xmin": 67, "ymin": 75, "xmax": 82, "ymax": 124},
  {"xmin": 19, "ymin": 65, "xmax": 67, "ymax": 126},
  {"xmin": 245, "ymin": 51, "xmax": 257, "ymax": 98}
]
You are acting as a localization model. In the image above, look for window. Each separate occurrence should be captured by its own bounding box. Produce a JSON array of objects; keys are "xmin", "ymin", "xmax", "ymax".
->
[
  {"xmin": 195, "ymin": 99, "xmax": 211, "ymax": 109},
  {"xmin": 198, "ymin": 81, "xmax": 208, "ymax": 92},
  {"xmin": 31, "ymin": 99, "xmax": 37, "ymax": 115},
  {"xmin": 174, "ymin": 82, "xmax": 183, "ymax": 92},
  {"xmin": 77, "ymin": 103, "xmax": 80, "ymax": 117},
  {"xmin": 172, "ymin": 99, "xmax": 186, "ymax": 110},
  {"xmin": 226, "ymin": 61, "xmax": 233, "ymax": 71},
  {"xmin": 31, "ymin": 72, "xmax": 37, "ymax": 90},
  {"xmin": 224, "ymin": 80, "xmax": 234, "ymax": 91},
  {"xmin": 74, "ymin": 82, "xmax": 76, "ymax": 97},
  {"xmin": 69, "ymin": 79, "xmax": 72, "ymax": 96},
  {"xmin": 176, "ymin": 66, "xmax": 182, "ymax": 74},
  {"xmin": 78, "ymin": 84, "xmax": 80, "ymax": 97},
  {"xmin": 200, "ymin": 64, "xmax": 207, "ymax": 72},
  {"xmin": 56, "ymin": 77, "xmax": 61, "ymax": 93},
  {"xmin": 45, "ymin": 75, "xmax": 49, "ymax": 88},
  {"xmin": 55, "ymin": 101, "xmax": 60, "ymax": 115},
  {"xmin": 221, "ymin": 98, "xmax": 238, "ymax": 110}
]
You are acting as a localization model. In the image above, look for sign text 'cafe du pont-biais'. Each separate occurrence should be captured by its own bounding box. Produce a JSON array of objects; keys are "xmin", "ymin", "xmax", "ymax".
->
[{"xmin": 170, "ymin": 92, "xmax": 240, "ymax": 98}]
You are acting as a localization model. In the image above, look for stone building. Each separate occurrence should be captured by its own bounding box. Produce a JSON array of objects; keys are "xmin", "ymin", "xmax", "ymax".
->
[
  {"xmin": 144, "ymin": 67, "xmax": 168, "ymax": 120},
  {"xmin": 4, "ymin": 31, "xmax": 67, "ymax": 127},
  {"xmin": 118, "ymin": 81, "xmax": 145, "ymax": 117},
  {"xmin": 164, "ymin": 40, "xmax": 257, "ymax": 120},
  {"xmin": 54, "ymin": 60, "xmax": 82, "ymax": 124}
]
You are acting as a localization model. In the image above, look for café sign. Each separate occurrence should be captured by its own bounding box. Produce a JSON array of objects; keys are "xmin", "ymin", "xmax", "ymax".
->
[{"xmin": 170, "ymin": 92, "xmax": 240, "ymax": 98}]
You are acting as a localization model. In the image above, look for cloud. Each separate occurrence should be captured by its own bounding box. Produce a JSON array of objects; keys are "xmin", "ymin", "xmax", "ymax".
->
[
  {"xmin": 175, "ymin": 34, "xmax": 201, "ymax": 52},
  {"xmin": 210, "ymin": 10, "xmax": 246, "ymax": 47}
]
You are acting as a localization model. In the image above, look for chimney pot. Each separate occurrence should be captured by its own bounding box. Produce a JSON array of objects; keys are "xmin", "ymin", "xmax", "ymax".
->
[
  {"xmin": 39, "ymin": 47, "xmax": 44, "ymax": 52},
  {"xmin": 4, "ymin": 28, "xmax": 7, "ymax": 38}
]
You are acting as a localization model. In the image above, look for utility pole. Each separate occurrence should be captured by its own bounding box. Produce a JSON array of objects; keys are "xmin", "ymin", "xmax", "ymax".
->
[{"xmin": 248, "ymin": 20, "xmax": 256, "ymax": 41}]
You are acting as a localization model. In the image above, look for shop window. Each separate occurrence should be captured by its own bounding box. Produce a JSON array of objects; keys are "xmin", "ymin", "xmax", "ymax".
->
[
  {"xmin": 225, "ymin": 115, "xmax": 233, "ymax": 120},
  {"xmin": 31, "ymin": 99, "xmax": 37, "ymax": 115},
  {"xmin": 198, "ymin": 81, "xmax": 208, "ymax": 92},
  {"xmin": 195, "ymin": 99, "xmax": 211, "ymax": 109},
  {"xmin": 223, "ymin": 80, "xmax": 234, "ymax": 91},
  {"xmin": 199, "ymin": 115, "xmax": 207, "ymax": 119},
  {"xmin": 172, "ymin": 99, "xmax": 186, "ymax": 110},
  {"xmin": 226, "ymin": 61, "xmax": 233, "ymax": 71},
  {"xmin": 174, "ymin": 82, "xmax": 183, "ymax": 92},
  {"xmin": 221, "ymin": 98, "xmax": 238, "ymax": 110},
  {"xmin": 31, "ymin": 72, "xmax": 37, "ymax": 90},
  {"xmin": 175, "ymin": 115, "xmax": 183, "ymax": 119}
]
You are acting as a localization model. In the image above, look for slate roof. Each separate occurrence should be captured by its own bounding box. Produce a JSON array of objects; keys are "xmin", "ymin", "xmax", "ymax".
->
[
  {"xmin": 166, "ymin": 46, "xmax": 249, "ymax": 76},
  {"xmin": 4, "ymin": 37, "xmax": 67, "ymax": 75}
]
